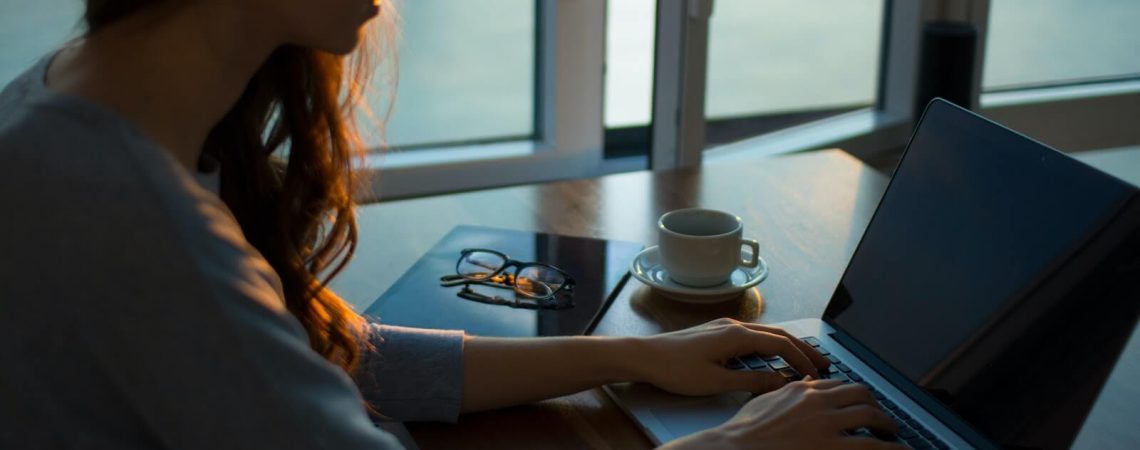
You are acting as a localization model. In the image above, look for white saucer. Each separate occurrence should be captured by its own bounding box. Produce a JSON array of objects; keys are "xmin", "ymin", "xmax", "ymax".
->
[{"xmin": 629, "ymin": 246, "xmax": 769, "ymax": 304}]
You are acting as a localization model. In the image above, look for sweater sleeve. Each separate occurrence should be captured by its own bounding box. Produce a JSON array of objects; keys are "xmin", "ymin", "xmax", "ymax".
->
[
  {"xmin": 0, "ymin": 106, "xmax": 408, "ymax": 449},
  {"xmin": 72, "ymin": 183, "xmax": 409, "ymax": 450},
  {"xmin": 355, "ymin": 324, "xmax": 466, "ymax": 422}
]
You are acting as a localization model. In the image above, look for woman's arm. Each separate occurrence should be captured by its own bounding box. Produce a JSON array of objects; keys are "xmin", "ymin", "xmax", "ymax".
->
[
  {"xmin": 461, "ymin": 335, "xmax": 636, "ymax": 412},
  {"xmin": 462, "ymin": 319, "xmax": 831, "ymax": 413}
]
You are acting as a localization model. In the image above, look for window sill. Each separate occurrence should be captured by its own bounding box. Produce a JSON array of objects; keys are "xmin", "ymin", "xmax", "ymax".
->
[
  {"xmin": 364, "ymin": 140, "xmax": 541, "ymax": 170},
  {"xmin": 704, "ymin": 108, "xmax": 908, "ymax": 164},
  {"xmin": 357, "ymin": 139, "xmax": 607, "ymax": 202},
  {"xmin": 980, "ymin": 79, "xmax": 1140, "ymax": 109},
  {"xmin": 978, "ymin": 79, "xmax": 1140, "ymax": 152}
]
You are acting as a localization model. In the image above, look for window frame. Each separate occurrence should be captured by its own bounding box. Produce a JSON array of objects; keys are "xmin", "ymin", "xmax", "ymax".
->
[
  {"xmin": 705, "ymin": 0, "xmax": 909, "ymax": 164},
  {"xmin": 363, "ymin": 1, "xmax": 608, "ymax": 201},
  {"xmin": 706, "ymin": 0, "xmax": 1139, "ymax": 166},
  {"xmin": 365, "ymin": 0, "xmax": 1139, "ymax": 200}
]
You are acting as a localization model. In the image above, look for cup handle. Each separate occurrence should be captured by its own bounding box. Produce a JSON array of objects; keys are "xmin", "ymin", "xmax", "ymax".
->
[{"xmin": 741, "ymin": 239, "xmax": 760, "ymax": 268}]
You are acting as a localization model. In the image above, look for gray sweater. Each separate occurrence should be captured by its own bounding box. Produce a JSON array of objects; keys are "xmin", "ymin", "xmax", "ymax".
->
[{"xmin": 0, "ymin": 54, "xmax": 464, "ymax": 449}]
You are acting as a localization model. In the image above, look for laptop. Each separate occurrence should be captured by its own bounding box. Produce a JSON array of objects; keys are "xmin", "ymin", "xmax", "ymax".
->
[{"xmin": 605, "ymin": 99, "xmax": 1140, "ymax": 450}]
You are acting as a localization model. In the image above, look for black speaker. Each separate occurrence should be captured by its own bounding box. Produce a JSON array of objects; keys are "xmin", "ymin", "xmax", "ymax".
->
[{"xmin": 914, "ymin": 21, "xmax": 978, "ymax": 119}]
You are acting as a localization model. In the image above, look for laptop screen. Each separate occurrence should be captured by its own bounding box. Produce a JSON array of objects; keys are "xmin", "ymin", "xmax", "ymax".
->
[{"xmin": 823, "ymin": 100, "xmax": 1140, "ymax": 449}]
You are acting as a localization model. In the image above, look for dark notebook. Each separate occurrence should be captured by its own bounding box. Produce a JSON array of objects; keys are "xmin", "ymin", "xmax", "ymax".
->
[{"xmin": 363, "ymin": 225, "xmax": 643, "ymax": 337}]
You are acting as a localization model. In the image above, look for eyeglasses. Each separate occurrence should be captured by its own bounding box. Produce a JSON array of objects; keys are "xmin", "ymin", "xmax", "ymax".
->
[{"xmin": 439, "ymin": 248, "xmax": 576, "ymax": 309}]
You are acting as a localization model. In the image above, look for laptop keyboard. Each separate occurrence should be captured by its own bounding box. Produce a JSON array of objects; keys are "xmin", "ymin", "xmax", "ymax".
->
[{"xmin": 725, "ymin": 336, "xmax": 949, "ymax": 450}]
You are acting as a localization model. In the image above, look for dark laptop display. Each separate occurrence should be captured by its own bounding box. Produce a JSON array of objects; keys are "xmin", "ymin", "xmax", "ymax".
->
[{"xmin": 823, "ymin": 100, "xmax": 1140, "ymax": 449}]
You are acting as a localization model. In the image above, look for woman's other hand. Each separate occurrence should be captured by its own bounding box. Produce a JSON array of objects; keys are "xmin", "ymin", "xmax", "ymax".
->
[
  {"xmin": 663, "ymin": 378, "xmax": 906, "ymax": 450},
  {"xmin": 633, "ymin": 318, "xmax": 831, "ymax": 396},
  {"xmin": 460, "ymin": 318, "xmax": 830, "ymax": 413}
]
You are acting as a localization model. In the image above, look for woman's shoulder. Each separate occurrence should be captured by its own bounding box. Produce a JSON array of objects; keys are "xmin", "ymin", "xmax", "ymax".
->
[
  {"xmin": 0, "ymin": 57, "xmax": 243, "ymax": 268},
  {"xmin": 0, "ymin": 54, "xmax": 188, "ymax": 198},
  {"xmin": 1, "ymin": 71, "xmax": 129, "ymax": 157},
  {"xmin": 0, "ymin": 50, "xmax": 150, "ymax": 164},
  {"xmin": 0, "ymin": 82, "xmax": 177, "ymax": 214}
]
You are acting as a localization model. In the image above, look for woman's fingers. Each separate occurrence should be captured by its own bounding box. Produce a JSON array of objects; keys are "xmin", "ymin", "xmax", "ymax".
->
[
  {"xmin": 803, "ymin": 378, "xmax": 845, "ymax": 390},
  {"xmin": 721, "ymin": 368, "xmax": 788, "ymax": 393},
  {"xmin": 738, "ymin": 322, "xmax": 831, "ymax": 371},
  {"xmin": 830, "ymin": 404, "xmax": 899, "ymax": 439},
  {"xmin": 817, "ymin": 382, "xmax": 878, "ymax": 408},
  {"xmin": 744, "ymin": 330, "xmax": 820, "ymax": 378}
]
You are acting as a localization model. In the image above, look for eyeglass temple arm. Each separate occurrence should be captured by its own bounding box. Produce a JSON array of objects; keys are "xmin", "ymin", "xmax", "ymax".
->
[{"xmin": 440, "ymin": 278, "xmax": 517, "ymax": 290}]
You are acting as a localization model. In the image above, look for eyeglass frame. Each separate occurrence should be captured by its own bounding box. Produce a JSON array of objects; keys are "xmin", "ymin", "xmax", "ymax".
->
[
  {"xmin": 454, "ymin": 284, "xmax": 575, "ymax": 310},
  {"xmin": 450, "ymin": 248, "xmax": 576, "ymax": 300}
]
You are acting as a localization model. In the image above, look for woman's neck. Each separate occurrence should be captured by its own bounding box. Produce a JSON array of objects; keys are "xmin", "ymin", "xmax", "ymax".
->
[{"xmin": 46, "ymin": 3, "xmax": 282, "ymax": 171}]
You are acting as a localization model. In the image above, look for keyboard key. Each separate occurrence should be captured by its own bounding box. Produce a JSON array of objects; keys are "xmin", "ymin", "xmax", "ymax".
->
[
  {"xmin": 726, "ymin": 358, "xmax": 745, "ymax": 370},
  {"xmin": 777, "ymin": 368, "xmax": 801, "ymax": 380},
  {"xmin": 803, "ymin": 337, "xmax": 822, "ymax": 347},
  {"xmin": 897, "ymin": 428, "xmax": 918, "ymax": 439},
  {"xmin": 836, "ymin": 363, "xmax": 851, "ymax": 373},
  {"xmin": 762, "ymin": 354, "xmax": 783, "ymax": 362},
  {"xmin": 871, "ymin": 390, "xmax": 885, "ymax": 400},
  {"xmin": 918, "ymin": 429, "xmax": 935, "ymax": 440},
  {"xmin": 930, "ymin": 438, "xmax": 949, "ymax": 450},
  {"xmin": 849, "ymin": 372, "xmax": 864, "ymax": 382},
  {"xmin": 905, "ymin": 437, "xmax": 932, "ymax": 449},
  {"xmin": 826, "ymin": 354, "xmax": 840, "ymax": 364},
  {"xmin": 739, "ymin": 354, "xmax": 767, "ymax": 370},
  {"xmin": 768, "ymin": 359, "xmax": 790, "ymax": 370},
  {"xmin": 880, "ymin": 399, "xmax": 898, "ymax": 410},
  {"xmin": 815, "ymin": 347, "xmax": 830, "ymax": 355}
]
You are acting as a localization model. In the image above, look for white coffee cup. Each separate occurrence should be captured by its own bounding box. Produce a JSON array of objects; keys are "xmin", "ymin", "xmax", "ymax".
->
[{"xmin": 657, "ymin": 208, "xmax": 760, "ymax": 287}]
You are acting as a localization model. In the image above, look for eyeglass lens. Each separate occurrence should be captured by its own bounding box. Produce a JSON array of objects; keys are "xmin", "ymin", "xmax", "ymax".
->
[
  {"xmin": 515, "ymin": 265, "xmax": 567, "ymax": 298},
  {"xmin": 457, "ymin": 251, "xmax": 507, "ymax": 280}
]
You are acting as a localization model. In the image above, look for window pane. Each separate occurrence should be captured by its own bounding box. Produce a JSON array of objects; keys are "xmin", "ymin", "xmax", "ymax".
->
[
  {"xmin": 0, "ymin": 1, "xmax": 535, "ymax": 151},
  {"xmin": 0, "ymin": 0, "xmax": 81, "ymax": 87},
  {"xmin": 705, "ymin": 0, "xmax": 884, "ymax": 119},
  {"xmin": 983, "ymin": 0, "xmax": 1140, "ymax": 90},
  {"xmin": 604, "ymin": 0, "xmax": 656, "ymax": 129},
  {"xmin": 373, "ymin": 0, "xmax": 535, "ymax": 148}
]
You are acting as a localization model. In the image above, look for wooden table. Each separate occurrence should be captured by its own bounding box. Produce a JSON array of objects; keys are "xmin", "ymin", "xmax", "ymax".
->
[
  {"xmin": 332, "ymin": 149, "xmax": 1138, "ymax": 450},
  {"xmin": 335, "ymin": 149, "xmax": 884, "ymax": 449}
]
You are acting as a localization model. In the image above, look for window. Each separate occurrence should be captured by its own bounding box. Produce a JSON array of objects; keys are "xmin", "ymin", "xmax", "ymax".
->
[
  {"xmin": 367, "ymin": 1, "xmax": 606, "ymax": 199},
  {"xmin": 381, "ymin": 0, "xmax": 536, "ymax": 148},
  {"xmin": 983, "ymin": 0, "xmax": 1140, "ymax": 90},
  {"xmin": 0, "ymin": 1, "xmax": 605, "ymax": 200},
  {"xmin": 703, "ymin": 0, "xmax": 885, "ymax": 147},
  {"xmin": 706, "ymin": 0, "xmax": 1140, "ymax": 167},
  {"xmin": 603, "ymin": 0, "xmax": 656, "ymax": 160},
  {"xmin": 705, "ymin": 0, "xmax": 884, "ymax": 119},
  {"xmin": 979, "ymin": 0, "xmax": 1140, "ymax": 153},
  {"xmin": 8, "ymin": 1, "xmax": 1132, "ymax": 197},
  {"xmin": 604, "ymin": 0, "xmax": 656, "ymax": 130}
]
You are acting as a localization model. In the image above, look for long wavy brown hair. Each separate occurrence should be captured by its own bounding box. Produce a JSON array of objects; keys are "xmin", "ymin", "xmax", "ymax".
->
[{"xmin": 84, "ymin": 0, "xmax": 396, "ymax": 372}]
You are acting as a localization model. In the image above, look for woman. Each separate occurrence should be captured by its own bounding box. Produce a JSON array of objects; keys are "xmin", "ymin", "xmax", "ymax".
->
[{"xmin": 0, "ymin": 0, "xmax": 903, "ymax": 448}]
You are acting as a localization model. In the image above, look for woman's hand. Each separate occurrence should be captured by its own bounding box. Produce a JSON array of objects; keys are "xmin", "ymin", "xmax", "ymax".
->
[
  {"xmin": 459, "ymin": 318, "xmax": 829, "ymax": 413},
  {"xmin": 632, "ymin": 318, "xmax": 831, "ymax": 396},
  {"xmin": 664, "ymin": 378, "xmax": 906, "ymax": 450}
]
